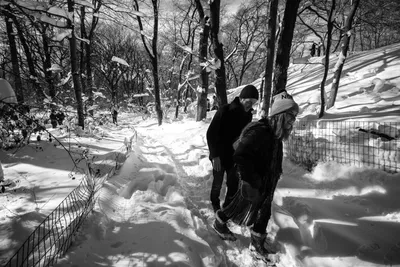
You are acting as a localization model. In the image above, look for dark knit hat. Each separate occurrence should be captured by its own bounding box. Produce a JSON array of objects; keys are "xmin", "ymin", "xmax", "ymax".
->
[
  {"xmin": 239, "ymin": 84, "xmax": 259, "ymax": 100},
  {"xmin": 270, "ymin": 91, "xmax": 299, "ymax": 117}
]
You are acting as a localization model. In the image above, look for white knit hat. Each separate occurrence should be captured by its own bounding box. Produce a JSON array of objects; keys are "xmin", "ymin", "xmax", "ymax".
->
[{"xmin": 269, "ymin": 91, "xmax": 299, "ymax": 117}]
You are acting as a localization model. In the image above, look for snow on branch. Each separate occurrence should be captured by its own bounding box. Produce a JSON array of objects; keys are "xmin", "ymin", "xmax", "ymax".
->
[
  {"xmin": 140, "ymin": 30, "xmax": 153, "ymax": 40},
  {"xmin": 177, "ymin": 83, "xmax": 185, "ymax": 91},
  {"xmin": 175, "ymin": 43, "xmax": 193, "ymax": 54},
  {"xmin": 14, "ymin": 0, "xmax": 48, "ymax": 11},
  {"xmin": 130, "ymin": 10, "xmax": 148, "ymax": 17},
  {"xmin": 57, "ymin": 72, "xmax": 72, "ymax": 86},
  {"xmin": 53, "ymin": 29, "xmax": 72, "ymax": 41},
  {"xmin": 93, "ymin": 91, "xmax": 106, "ymax": 99},
  {"xmin": 333, "ymin": 52, "xmax": 346, "ymax": 72},
  {"xmin": 39, "ymin": 14, "xmax": 68, "ymax": 27},
  {"xmin": 111, "ymin": 56, "xmax": 130, "ymax": 67},
  {"xmin": 75, "ymin": 0, "xmax": 94, "ymax": 9},
  {"xmin": 76, "ymin": 35, "xmax": 90, "ymax": 44},
  {"xmin": 132, "ymin": 93, "xmax": 149, "ymax": 98},
  {"xmin": 47, "ymin": 64, "xmax": 63, "ymax": 72},
  {"xmin": 225, "ymin": 45, "xmax": 237, "ymax": 61},
  {"xmin": 196, "ymin": 85, "xmax": 205, "ymax": 93},
  {"xmin": 47, "ymin": 6, "xmax": 71, "ymax": 19},
  {"xmin": 200, "ymin": 58, "xmax": 221, "ymax": 72},
  {"xmin": 187, "ymin": 74, "xmax": 200, "ymax": 81}
]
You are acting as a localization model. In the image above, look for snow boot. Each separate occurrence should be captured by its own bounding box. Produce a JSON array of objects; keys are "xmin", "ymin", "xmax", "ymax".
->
[
  {"xmin": 249, "ymin": 230, "xmax": 279, "ymax": 263},
  {"xmin": 212, "ymin": 213, "xmax": 237, "ymax": 241}
]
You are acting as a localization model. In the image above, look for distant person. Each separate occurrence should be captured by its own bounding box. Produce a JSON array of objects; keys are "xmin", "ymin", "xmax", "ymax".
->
[
  {"xmin": 56, "ymin": 111, "xmax": 65, "ymax": 125},
  {"xmin": 0, "ymin": 159, "xmax": 3, "ymax": 182},
  {"xmin": 211, "ymin": 95, "xmax": 219, "ymax": 111},
  {"xmin": 110, "ymin": 104, "xmax": 119, "ymax": 124},
  {"xmin": 206, "ymin": 85, "xmax": 258, "ymax": 213},
  {"xmin": 317, "ymin": 42, "xmax": 323, "ymax": 56},
  {"xmin": 207, "ymin": 98, "xmax": 211, "ymax": 112},
  {"xmin": 50, "ymin": 109, "xmax": 57, "ymax": 128},
  {"xmin": 310, "ymin": 42, "xmax": 316, "ymax": 57},
  {"xmin": 212, "ymin": 91, "xmax": 299, "ymax": 262}
]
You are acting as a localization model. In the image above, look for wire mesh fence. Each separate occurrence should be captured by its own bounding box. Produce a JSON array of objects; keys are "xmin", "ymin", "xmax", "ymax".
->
[
  {"xmin": 4, "ymin": 131, "xmax": 136, "ymax": 267},
  {"xmin": 286, "ymin": 120, "xmax": 400, "ymax": 173}
]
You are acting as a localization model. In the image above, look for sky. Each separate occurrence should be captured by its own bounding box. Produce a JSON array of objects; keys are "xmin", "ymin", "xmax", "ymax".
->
[
  {"xmin": 223, "ymin": 0, "xmax": 245, "ymax": 14},
  {"xmin": 159, "ymin": 0, "xmax": 245, "ymax": 15},
  {"xmin": 1, "ymin": 43, "xmax": 400, "ymax": 267}
]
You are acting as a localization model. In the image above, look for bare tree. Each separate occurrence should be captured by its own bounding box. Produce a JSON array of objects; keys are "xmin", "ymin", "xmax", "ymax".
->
[
  {"xmin": 224, "ymin": 1, "xmax": 268, "ymax": 87},
  {"xmin": 273, "ymin": 0, "xmax": 302, "ymax": 95},
  {"xmin": 163, "ymin": 1, "xmax": 199, "ymax": 119},
  {"xmin": 209, "ymin": 0, "xmax": 228, "ymax": 106},
  {"xmin": 7, "ymin": 9, "xmax": 42, "ymax": 102},
  {"xmin": 133, "ymin": 0, "xmax": 163, "ymax": 125},
  {"xmin": 327, "ymin": 0, "xmax": 360, "ymax": 109},
  {"xmin": 67, "ymin": 0, "xmax": 85, "ymax": 129},
  {"xmin": 92, "ymin": 26, "xmax": 133, "ymax": 106},
  {"xmin": 194, "ymin": 0, "xmax": 210, "ymax": 121},
  {"xmin": 79, "ymin": 1, "xmax": 102, "ymax": 116},
  {"xmin": 319, "ymin": 0, "xmax": 336, "ymax": 117},
  {"xmin": 356, "ymin": 0, "xmax": 400, "ymax": 51},
  {"xmin": 3, "ymin": 8, "xmax": 24, "ymax": 103},
  {"xmin": 261, "ymin": 0, "xmax": 278, "ymax": 117}
]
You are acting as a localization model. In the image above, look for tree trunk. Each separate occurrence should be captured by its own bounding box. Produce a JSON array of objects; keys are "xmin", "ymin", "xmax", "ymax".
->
[
  {"xmin": 151, "ymin": 0, "xmax": 163, "ymax": 125},
  {"xmin": 273, "ymin": 0, "xmax": 301, "ymax": 95},
  {"xmin": 175, "ymin": 85, "xmax": 182, "ymax": 119},
  {"xmin": 196, "ymin": 5, "xmax": 210, "ymax": 121},
  {"xmin": 134, "ymin": 0, "xmax": 162, "ymax": 125},
  {"xmin": 319, "ymin": 0, "xmax": 336, "ymax": 118},
  {"xmin": 80, "ymin": 6, "xmax": 87, "ymax": 94},
  {"xmin": 10, "ymin": 13, "xmax": 43, "ymax": 103},
  {"xmin": 359, "ymin": 22, "xmax": 364, "ymax": 51},
  {"xmin": 86, "ymin": 43, "xmax": 94, "ymax": 115},
  {"xmin": 210, "ymin": 0, "xmax": 227, "ymax": 106},
  {"xmin": 5, "ymin": 15, "xmax": 24, "ymax": 103},
  {"xmin": 258, "ymin": 76, "xmax": 264, "ymax": 116},
  {"xmin": 261, "ymin": 0, "xmax": 278, "ymax": 117},
  {"xmin": 175, "ymin": 55, "xmax": 188, "ymax": 119},
  {"xmin": 86, "ymin": 1, "xmax": 101, "ymax": 116},
  {"xmin": 183, "ymin": 85, "xmax": 190, "ymax": 113},
  {"xmin": 42, "ymin": 26, "xmax": 55, "ymax": 100},
  {"xmin": 327, "ymin": 0, "xmax": 360, "ymax": 109},
  {"xmin": 111, "ymin": 86, "xmax": 117, "ymax": 104},
  {"xmin": 68, "ymin": 0, "xmax": 85, "ymax": 129}
]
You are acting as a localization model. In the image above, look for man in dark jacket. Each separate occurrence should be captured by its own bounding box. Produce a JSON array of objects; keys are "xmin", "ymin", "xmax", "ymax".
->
[
  {"xmin": 206, "ymin": 84, "xmax": 259, "ymax": 213},
  {"xmin": 212, "ymin": 91, "xmax": 299, "ymax": 263}
]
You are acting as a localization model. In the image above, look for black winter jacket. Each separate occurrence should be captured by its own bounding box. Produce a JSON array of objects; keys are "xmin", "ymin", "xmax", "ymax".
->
[
  {"xmin": 206, "ymin": 97, "xmax": 253, "ymax": 169},
  {"xmin": 233, "ymin": 118, "xmax": 283, "ymax": 191}
]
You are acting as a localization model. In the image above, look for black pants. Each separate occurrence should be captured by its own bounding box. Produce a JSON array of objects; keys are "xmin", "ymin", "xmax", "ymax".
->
[
  {"xmin": 210, "ymin": 166, "xmax": 238, "ymax": 211},
  {"xmin": 112, "ymin": 112, "xmax": 118, "ymax": 124}
]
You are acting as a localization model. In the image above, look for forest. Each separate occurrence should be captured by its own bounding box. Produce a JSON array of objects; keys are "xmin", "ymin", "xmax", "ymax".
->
[{"xmin": 0, "ymin": 0, "xmax": 399, "ymax": 132}]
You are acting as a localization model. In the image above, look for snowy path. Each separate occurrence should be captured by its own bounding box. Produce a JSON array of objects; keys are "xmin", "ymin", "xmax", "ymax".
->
[
  {"xmin": 55, "ymin": 122, "xmax": 222, "ymax": 266},
  {"xmin": 55, "ymin": 118, "xmax": 400, "ymax": 267},
  {"xmin": 129, "ymin": 122, "xmax": 294, "ymax": 267},
  {"xmin": 135, "ymin": 134, "xmax": 255, "ymax": 267}
]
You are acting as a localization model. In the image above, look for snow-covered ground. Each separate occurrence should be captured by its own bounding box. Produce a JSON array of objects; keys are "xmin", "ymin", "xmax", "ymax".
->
[{"xmin": 1, "ymin": 43, "xmax": 400, "ymax": 267}]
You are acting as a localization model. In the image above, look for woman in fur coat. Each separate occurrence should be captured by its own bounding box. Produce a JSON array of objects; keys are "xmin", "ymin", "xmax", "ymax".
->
[{"xmin": 212, "ymin": 90, "xmax": 299, "ymax": 261}]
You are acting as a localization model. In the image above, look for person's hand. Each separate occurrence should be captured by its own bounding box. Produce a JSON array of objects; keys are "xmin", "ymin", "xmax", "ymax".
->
[{"xmin": 212, "ymin": 157, "xmax": 221, "ymax": 171}]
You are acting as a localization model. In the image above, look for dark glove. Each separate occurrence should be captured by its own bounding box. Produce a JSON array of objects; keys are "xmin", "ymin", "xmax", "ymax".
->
[{"xmin": 240, "ymin": 180, "xmax": 260, "ymax": 202}]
